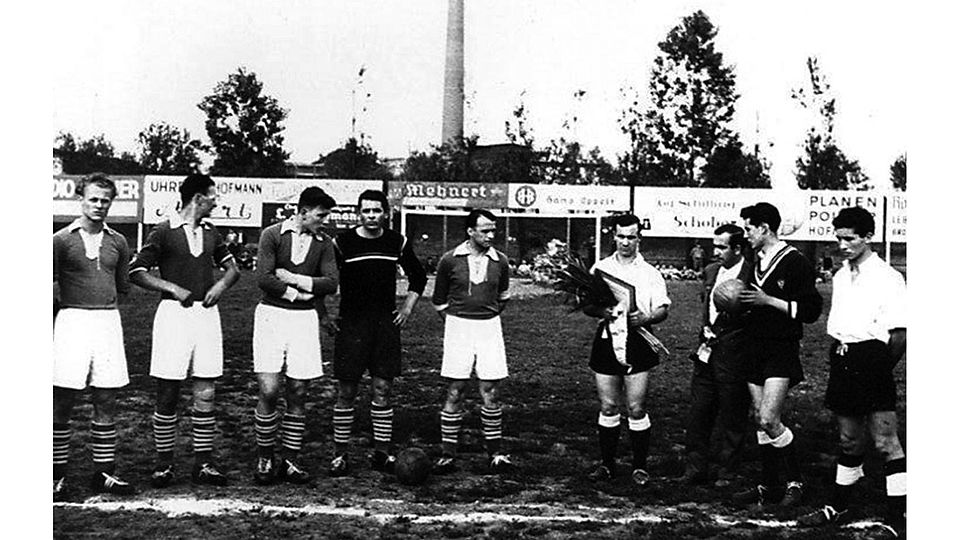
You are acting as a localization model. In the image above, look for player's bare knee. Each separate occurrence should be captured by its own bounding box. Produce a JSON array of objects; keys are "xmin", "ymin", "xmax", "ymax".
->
[
  {"xmin": 838, "ymin": 432, "xmax": 860, "ymax": 454},
  {"xmin": 626, "ymin": 402, "xmax": 646, "ymax": 419},
  {"xmin": 479, "ymin": 382, "xmax": 500, "ymax": 407},
  {"xmin": 874, "ymin": 434, "xmax": 903, "ymax": 459},
  {"xmin": 599, "ymin": 402, "xmax": 619, "ymax": 417},
  {"xmin": 193, "ymin": 383, "xmax": 216, "ymax": 411}
]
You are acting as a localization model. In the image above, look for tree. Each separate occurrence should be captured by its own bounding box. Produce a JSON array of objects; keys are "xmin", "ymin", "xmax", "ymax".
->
[
  {"xmin": 792, "ymin": 57, "xmax": 869, "ymax": 190},
  {"xmin": 317, "ymin": 137, "xmax": 392, "ymax": 180},
  {"xmin": 136, "ymin": 122, "xmax": 207, "ymax": 174},
  {"xmin": 507, "ymin": 91, "xmax": 617, "ymax": 185},
  {"xmin": 197, "ymin": 67, "xmax": 290, "ymax": 177},
  {"xmin": 701, "ymin": 138, "xmax": 771, "ymax": 188},
  {"xmin": 619, "ymin": 10, "xmax": 738, "ymax": 186},
  {"xmin": 53, "ymin": 131, "xmax": 146, "ymax": 174},
  {"xmin": 402, "ymin": 136, "xmax": 478, "ymax": 183},
  {"xmin": 890, "ymin": 153, "xmax": 906, "ymax": 191}
]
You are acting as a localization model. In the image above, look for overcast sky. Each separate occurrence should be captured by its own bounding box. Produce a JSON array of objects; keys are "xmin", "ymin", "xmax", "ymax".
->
[{"xmin": 52, "ymin": 0, "xmax": 908, "ymax": 188}]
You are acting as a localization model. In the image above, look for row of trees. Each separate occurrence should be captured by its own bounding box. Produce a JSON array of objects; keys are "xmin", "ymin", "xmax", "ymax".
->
[{"xmin": 54, "ymin": 11, "xmax": 906, "ymax": 191}]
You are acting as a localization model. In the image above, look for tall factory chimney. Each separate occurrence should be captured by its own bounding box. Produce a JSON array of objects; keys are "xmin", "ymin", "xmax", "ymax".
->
[{"xmin": 441, "ymin": 0, "xmax": 464, "ymax": 144}]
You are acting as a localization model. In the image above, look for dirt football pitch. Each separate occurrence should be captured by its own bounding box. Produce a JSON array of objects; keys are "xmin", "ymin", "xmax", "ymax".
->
[{"xmin": 53, "ymin": 272, "xmax": 906, "ymax": 539}]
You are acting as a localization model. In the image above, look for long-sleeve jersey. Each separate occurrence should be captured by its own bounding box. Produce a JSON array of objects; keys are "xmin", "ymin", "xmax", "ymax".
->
[
  {"xmin": 256, "ymin": 220, "xmax": 339, "ymax": 310},
  {"xmin": 334, "ymin": 228, "xmax": 427, "ymax": 316},
  {"xmin": 53, "ymin": 221, "xmax": 130, "ymax": 309},
  {"xmin": 742, "ymin": 243, "xmax": 822, "ymax": 341}
]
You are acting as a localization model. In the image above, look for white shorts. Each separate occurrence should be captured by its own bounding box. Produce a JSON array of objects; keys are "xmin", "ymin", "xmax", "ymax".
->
[
  {"xmin": 53, "ymin": 308, "xmax": 129, "ymax": 390},
  {"xmin": 253, "ymin": 303, "xmax": 323, "ymax": 380},
  {"xmin": 150, "ymin": 300, "xmax": 223, "ymax": 380},
  {"xmin": 441, "ymin": 315, "xmax": 508, "ymax": 380}
]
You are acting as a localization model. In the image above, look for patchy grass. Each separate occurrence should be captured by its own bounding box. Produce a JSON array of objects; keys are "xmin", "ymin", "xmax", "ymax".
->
[{"xmin": 54, "ymin": 272, "xmax": 905, "ymax": 539}]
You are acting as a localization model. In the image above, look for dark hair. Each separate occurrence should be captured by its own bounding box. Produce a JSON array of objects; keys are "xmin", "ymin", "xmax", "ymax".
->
[
  {"xmin": 179, "ymin": 173, "xmax": 216, "ymax": 206},
  {"xmin": 357, "ymin": 189, "xmax": 389, "ymax": 212},
  {"xmin": 714, "ymin": 223, "xmax": 746, "ymax": 251},
  {"xmin": 465, "ymin": 208, "xmax": 496, "ymax": 232},
  {"xmin": 740, "ymin": 202, "xmax": 781, "ymax": 233},
  {"xmin": 77, "ymin": 172, "xmax": 117, "ymax": 199},
  {"xmin": 298, "ymin": 187, "xmax": 337, "ymax": 211},
  {"xmin": 610, "ymin": 213, "xmax": 642, "ymax": 230},
  {"xmin": 832, "ymin": 206, "xmax": 875, "ymax": 237}
]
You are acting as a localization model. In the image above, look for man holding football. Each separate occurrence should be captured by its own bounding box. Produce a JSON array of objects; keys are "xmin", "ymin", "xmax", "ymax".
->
[
  {"xmin": 583, "ymin": 213, "xmax": 670, "ymax": 486},
  {"xmin": 251, "ymin": 187, "xmax": 339, "ymax": 486},
  {"xmin": 329, "ymin": 190, "xmax": 428, "ymax": 476},
  {"xmin": 733, "ymin": 202, "xmax": 823, "ymax": 508},
  {"xmin": 797, "ymin": 206, "xmax": 906, "ymax": 535},
  {"xmin": 431, "ymin": 209, "xmax": 514, "ymax": 474},
  {"xmin": 53, "ymin": 173, "xmax": 136, "ymax": 498},
  {"xmin": 682, "ymin": 223, "xmax": 752, "ymax": 485},
  {"xmin": 130, "ymin": 173, "xmax": 241, "ymax": 488}
]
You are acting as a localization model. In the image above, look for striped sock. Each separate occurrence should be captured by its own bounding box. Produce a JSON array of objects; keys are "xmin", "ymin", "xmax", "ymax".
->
[
  {"xmin": 152, "ymin": 412, "xmax": 178, "ymax": 462},
  {"xmin": 191, "ymin": 409, "xmax": 216, "ymax": 461},
  {"xmin": 628, "ymin": 415, "xmax": 652, "ymax": 470},
  {"xmin": 332, "ymin": 406, "xmax": 355, "ymax": 453},
  {"xmin": 370, "ymin": 404, "xmax": 394, "ymax": 448},
  {"xmin": 90, "ymin": 422, "xmax": 118, "ymax": 473},
  {"xmin": 280, "ymin": 413, "xmax": 307, "ymax": 455},
  {"xmin": 440, "ymin": 410, "xmax": 465, "ymax": 456},
  {"xmin": 53, "ymin": 423, "xmax": 72, "ymax": 480},
  {"xmin": 480, "ymin": 406, "xmax": 503, "ymax": 455},
  {"xmin": 255, "ymin": 410, "xmax": 280, "ymax": 457}
]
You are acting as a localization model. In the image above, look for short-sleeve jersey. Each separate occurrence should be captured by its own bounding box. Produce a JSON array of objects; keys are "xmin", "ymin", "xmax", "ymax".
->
[
  {"xmin": 827, "ymin": 252, "xmax": 906, "ymax": 344},
  {"xmin": 334, "ymin": 228, "xmax": 427, "ymax": 316},
  {"xmin": 129, "ymin": 216, "xmax": 234, "ymax": 300},
  {"xmin": 591, "ymin": 252, "xmax": 671, "ymax": 316},
  {"xmin": 53, "ymin": 221, "xmax": 130, "ymax": 309}
]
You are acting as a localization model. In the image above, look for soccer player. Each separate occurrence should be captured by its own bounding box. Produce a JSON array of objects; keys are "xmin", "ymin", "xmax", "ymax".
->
[
  {"xmin": 53, "ymin": 173, "xmax": 136, "ymax": 498},
  {"xmin": 583, "ymin": 213, "xmax": 670, "ymax": 486},
  {"xmin": 129, "ymin": 174, "xmax": 240, "ymax": 488},
  {"xmin": 252, "ymin": 187, "xmax": 339, "ymax": 485},
  {"xmin": 329, "ymin": 189, "xmax": 428, "ymax": 476},
  {"xmin": 682, "ymin": 224, "xmax": 752, "ymax": 485},
  {"xmin": 431, "ymin": 209, "xmax": 513, "ymax": 474},
  {"xmin": 732, "ymin": 202, "xmax": 823, "ymax": 508},
  {"xmin": 797, "ymin": 207, "xmax": 906, "ymax": 534}
]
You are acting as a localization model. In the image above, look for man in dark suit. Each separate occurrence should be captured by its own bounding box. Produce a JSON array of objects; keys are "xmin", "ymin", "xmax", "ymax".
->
[{"xmin": 682, "ymin": 223, "xmax": 753, "ymax": 485}]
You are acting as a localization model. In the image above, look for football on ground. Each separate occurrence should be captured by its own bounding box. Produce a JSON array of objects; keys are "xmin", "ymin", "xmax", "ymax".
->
[
  {"xmin": 712, "ymin": 278, "xmax": 746, "ymax": 314},
  {"xmin": 395, "ymin": 447, "xmax": 432, "ymax": 486}
]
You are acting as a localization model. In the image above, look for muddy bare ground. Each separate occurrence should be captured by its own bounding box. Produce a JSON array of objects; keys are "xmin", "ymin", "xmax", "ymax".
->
[{"xmin": 54, "ymin": 274, "xmax": 905, "ymax": 539}]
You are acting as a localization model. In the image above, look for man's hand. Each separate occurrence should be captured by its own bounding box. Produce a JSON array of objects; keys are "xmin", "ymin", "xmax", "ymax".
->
[
  {"xmin": 202, "ymin": 282, "xmax": 226, "ymax": 307},
  {"xmin": 738, "ymin": 284, "xmax": 770, "ymax": 307},
  {"xmin": 628, "ymin": 309, "xmax": 648, "ymax": 328},
  {"xmin": 172, "ymin": 285, "xmax": 194, "ymax": 307},
  {"xmin": 275, "ymin": 268, "xmax": 299, "ymax": 286},
  {"xmin": 393, "ymin": 305, "xmax": 414, "ymax": 327}
]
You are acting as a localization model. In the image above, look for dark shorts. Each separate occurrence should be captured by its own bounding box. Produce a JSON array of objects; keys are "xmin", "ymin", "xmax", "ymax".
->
[
  {"xmin": 744, "ymin": 338, "xmax": 803, "ymax": 387},
  {"xmin": 589, "ymin": 324, "xmax": 660, "ymax": 376},
  {"xmin": 825, "ymin": 340, "xmax": 897, "ymax": 416},
  {"xmin": 334, "ymin": 312, "xmax": 402, "ymax": 382}
]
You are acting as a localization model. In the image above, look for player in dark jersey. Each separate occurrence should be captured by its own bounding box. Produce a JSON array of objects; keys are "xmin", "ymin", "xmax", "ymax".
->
[
  {"xmin": 130, "ymin": 174, "xmax": 241, "ymax": 488},
  {"xmin": 731, "ymin": 202, "xmax": 823, "ymax": 508},
  {"xmin": 328, "ymin": 190, "xmax": 427, "ymax": 476}
]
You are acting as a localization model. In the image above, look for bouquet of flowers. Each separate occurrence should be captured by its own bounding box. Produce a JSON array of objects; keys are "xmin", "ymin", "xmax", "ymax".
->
[{"xmin": 553, "ymin": 254, "xmax": 668, "ymax": 370}]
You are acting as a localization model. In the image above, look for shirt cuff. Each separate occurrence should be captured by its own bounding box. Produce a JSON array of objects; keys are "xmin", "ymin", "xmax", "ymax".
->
[
  {"xmin": 788, "ymin": 301, "xmax": 797, "ymax": 319},
  {"xmin": 282, "ymin": 286, "xmax": 299, "ymax": 302},
  {"xmin": 295, "ymin": 274, "xmax": 313, "ymax": 292},
  {"xmin": 433, "ymin": 303, "xmax": 449, "ymax": 312}
]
